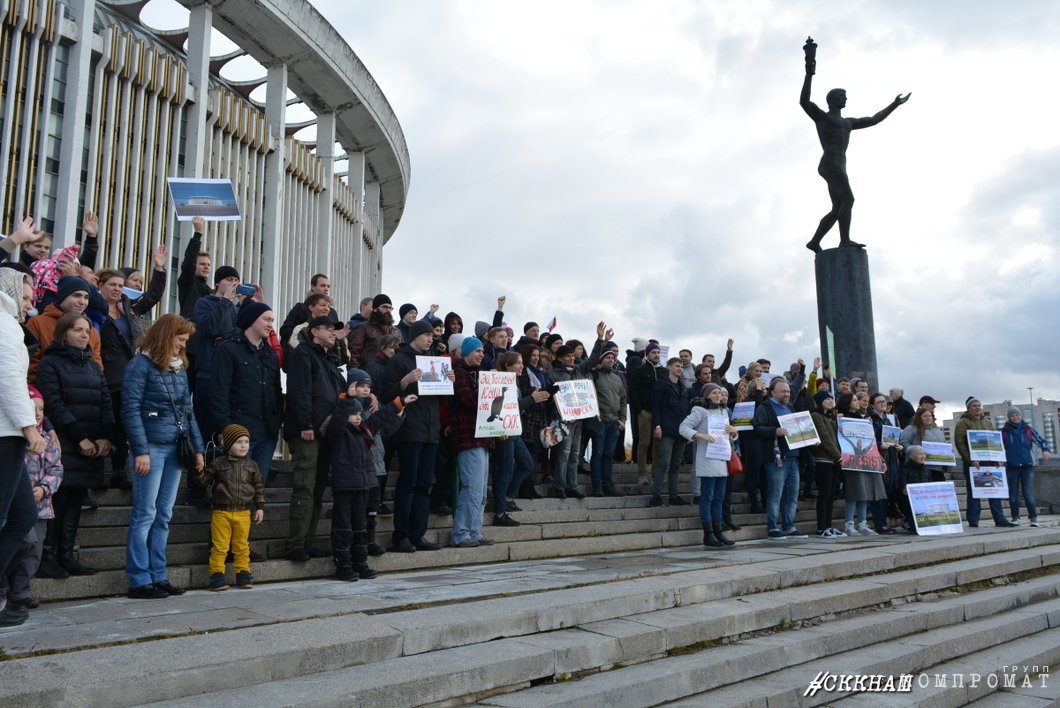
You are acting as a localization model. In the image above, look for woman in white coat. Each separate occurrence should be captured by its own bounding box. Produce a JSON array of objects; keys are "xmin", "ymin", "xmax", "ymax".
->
[{"xmin": 680, "ymin": 383, "xmax": 739, "ymax": 547}]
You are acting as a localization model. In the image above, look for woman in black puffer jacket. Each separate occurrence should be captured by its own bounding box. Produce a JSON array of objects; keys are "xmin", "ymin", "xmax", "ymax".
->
[{"xmin": 35, "ymin": 312, "xmax": 115, "ymax": 576}]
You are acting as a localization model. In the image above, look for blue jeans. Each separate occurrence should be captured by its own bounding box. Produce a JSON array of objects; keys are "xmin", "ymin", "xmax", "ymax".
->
[
  {"xmin": 1007, "ymin": 464, "xmax": 1037, "ymax": 520},
  {"xmin": 765, "ymin": 456, "xmax": 799, "ymax": 532},
  {"xmin": 495, "ymin": 437, "xmax": 532, "ymax": 512},
  {"xmin": 452, "ymin": 447, "xmax": 488, "ymax": 545},
  {"xmin": 393, "ymin": 442, "xmax": 437, "ymax": 543},
  {"xmin": 591, "ymin": 421, "xmax": 621, "ymax": 487},
  {"xmin": 125, "ymin": 443, "xmax": 182, "ymax": 588},
  {"xmin": 963, "ymin": 462, "xmax": 1007, "ymax": 525},
  {"xmin": 698, "ymin": 476, "xmax": 727, "ymax": 525},
  {"xmin": 249, "ymin": 434, "xmax": 278, "ymax": 484}
]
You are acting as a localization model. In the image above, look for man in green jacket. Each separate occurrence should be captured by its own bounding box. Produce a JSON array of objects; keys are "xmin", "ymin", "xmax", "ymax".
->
[{"xmin": 954, "ymin": 396, "xmax": 1016, "ymax": 528}]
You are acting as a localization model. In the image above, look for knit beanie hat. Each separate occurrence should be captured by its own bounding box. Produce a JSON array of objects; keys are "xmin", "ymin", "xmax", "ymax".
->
[
  {"xmin": 399, "ymin": 303, "xmax": 417, "ymax": 318},
  {"xmin": 700, "ymin": 383, "xmax": 721, "ymax": 398},
  {"xmin": 409, "ymin": 319, "xmax": 434, "ymax": 340},
  {"xmin": 347, "ymin": 368, "xmax": 371, "ymax": 387},
  {"xmin": 372, "ymin": 293, "xmax": 392, "ymax": 310},
  {"xmin": 965, "ymin": 396, "xmax": 980, "ymax": 408},
  {"xmin": 814, "ymin": 390, "xmax": 832, "ymax": 407},
  {"xmin": 55, "ymin": 276, "xmax": 92, "ymax": 308},
  {"xmin": 555, "ymin": 344, "xmax": 575, "ymax": 358},
  {"xmin": 523, "ymin": 321, "xmax": 539, "ymax": 333},
  {"xmin": 1007, "ymin": 406, "xmax": 1022, "ymax": 418},
  {"xmin": 448, "ymin": 333, "xmax": 466, "ymax": 356},
  {"xmin": 461, "ymin": 336, "xmax": 484, "ymax": 355},
  {"xmin": 222, "ymin": 423, "xmax": 250, "ymax": 450},
  {"xmin": 235, "ymin": 301, "xmax": 272, "ymax": 330},
  {"xmin": 644, "ymin": 342, "xmax": 661, "ymax": 355},
  {"xmin": 213, "ymin": 265, "xmax": 239, "ymax": 284},
  {"xmin": 599, "ymin": 349, "xmax": 617, "ymax": 362}
]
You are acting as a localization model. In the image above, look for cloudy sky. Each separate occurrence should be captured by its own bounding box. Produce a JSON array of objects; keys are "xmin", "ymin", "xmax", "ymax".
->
[{"xmin": 152, "ymin": 0, "xmax": 1060, "ymax": 419}]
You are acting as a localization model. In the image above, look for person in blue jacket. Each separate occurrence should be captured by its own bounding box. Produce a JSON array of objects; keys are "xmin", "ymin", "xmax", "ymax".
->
[{"xmin": 1001, "ymin": 407, "xmax": 1052, "ymax": 527}]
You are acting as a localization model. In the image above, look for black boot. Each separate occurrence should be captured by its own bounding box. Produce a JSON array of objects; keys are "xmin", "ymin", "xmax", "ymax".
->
[
  {"xmin": 353, "ymin": 532, "xmax": 377, "ymax": 579},
  {"xmin": 365, "ymin": 515, "xmax": 386, "ymax": 557},
  {"xmin": 749, "ymin": 494, "xmax": 763, "ymax": 514},
  {"xmin": 36, "ymin": 529, "xmax": 69, "ymax": 580},
  {"xmin": 58, "ymin": 493, "xmax": 95, "ymax": 576},
  {"xmin": 723, "ymin": 507, "xmax": 742, "ymax": 531},
  {"xmin": 712, "ymin": 522, "xmax": 735, "ymax": 546},
  {"xmin": 602, "ymin": 483, "xmax": 624, "ymax": 497},
  {"xmin": 591, "ymin": 483, "xmax": 604, "ymax": 497},
  {"xmin": 331, "ymin": 528, "xmax": 356, "ymax": 581},
  {"xmin": 702, "ymin": 522, "xmax": 724, "ymax": 547}
]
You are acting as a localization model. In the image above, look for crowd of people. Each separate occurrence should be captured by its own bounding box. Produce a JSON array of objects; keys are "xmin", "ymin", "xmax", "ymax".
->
[{"xmin": 0, "ymin": 215, "xmax": 1053, "ymax": 627}]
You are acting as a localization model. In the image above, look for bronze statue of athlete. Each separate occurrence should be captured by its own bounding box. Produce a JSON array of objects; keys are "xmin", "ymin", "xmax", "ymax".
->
[{"xmin": 801, "ymin": 37, "xmax": 909, "ymax": 253}]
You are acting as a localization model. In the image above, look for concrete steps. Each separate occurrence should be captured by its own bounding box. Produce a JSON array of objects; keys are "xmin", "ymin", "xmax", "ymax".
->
[{"xmin": 4, "ymin": 529, "xmax": 1059, "ymax": 706}]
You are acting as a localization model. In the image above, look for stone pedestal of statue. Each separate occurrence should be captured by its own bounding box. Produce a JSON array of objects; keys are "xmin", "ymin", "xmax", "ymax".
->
[{"xmin": 814, "ymin": 247, "xmax": 879, "ymax": 390}]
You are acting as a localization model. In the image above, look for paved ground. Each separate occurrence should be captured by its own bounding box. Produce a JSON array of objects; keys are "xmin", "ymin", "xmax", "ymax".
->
[{"xmin": 3, "ymin": 521, "xmax": 1055, "ymax": 659}]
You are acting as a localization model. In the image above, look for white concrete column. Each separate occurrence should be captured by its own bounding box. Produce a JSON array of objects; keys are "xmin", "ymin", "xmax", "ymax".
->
[
  {"xmin": 183, "ymin": 3, "xmax": 212, "ymax": 179},
  {"xmin": 52, "ymin": 0, "xmax": 96, "ymax": 246},
  {"xmin": 365, "ymin": 181, "xmax": 381, "ymax": 293},
  {"xmin": 345, "ymin": 151, "xmax": 365, "ymax": 298},
  {"xmin": 315, "ymin": 112, "xmax": 336, "ymax": 274},
  {"xmin": 259, "ymin": 63, "xmax": 287, "ymax": 305}
]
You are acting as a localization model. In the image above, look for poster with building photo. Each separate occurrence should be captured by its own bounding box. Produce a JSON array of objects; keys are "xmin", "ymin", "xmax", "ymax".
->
[
  {"xmin": 475, "ymin": 371, "xmax": 521, "ymax": 438},
  {"xmin": 967, "ymin": 430, "xmax": 1006, "ymax": 464},
  {"xmin": 907, "ymin": 482, "xmax": 963, "ymax": 535},
  {"xmin": 778, "ymin": 411, "xmax": 820, "ymax": 450},
  {"xmin": 415, "ymin": 356, "xmax": 454, "ymax": 396},
  {"xmin": 837, "ymin": 418, "xmax": 885, "ymax": 473},
  {"xmin": 167, "ymin": 177, "xmax": 241, "ymax": 220},
  {"xmin": 970, "ymin": 466, "xmax": 1009, "ymax": 500},
  {"xmin": 553, "ymin": 380, "xmax": 599, "ymax": 422}
]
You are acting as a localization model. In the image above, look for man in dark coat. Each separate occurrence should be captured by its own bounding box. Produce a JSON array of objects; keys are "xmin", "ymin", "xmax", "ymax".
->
[
  {"xmin": 209, "ymin": 302, "xmax": 283, "ymax": 483},
  {"xmin": 283, "ymin": 316, "xmax": 346, "ymax": 561},
  {"xmin": 378, "ymin": 319, "xmax": 452, "ymax": 552}
]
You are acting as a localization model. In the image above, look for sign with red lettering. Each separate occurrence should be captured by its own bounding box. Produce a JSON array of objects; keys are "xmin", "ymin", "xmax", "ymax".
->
[
  {"xmin": 553, "ymin": 379, "xmax": 599, "ymax": 422},
  {"xmin": 475, "ymin": 371, "xmax": 522, "ymax": 438}
]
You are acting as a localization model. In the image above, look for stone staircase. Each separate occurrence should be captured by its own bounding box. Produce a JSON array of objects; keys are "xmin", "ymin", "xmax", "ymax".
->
[
  {"xmin": 33, "ymin": 458, "xmax": 879, "ymax": 602},
  {"xmin": 3, "ymin": 527, "xmax": 1059, "ymax": 706}
]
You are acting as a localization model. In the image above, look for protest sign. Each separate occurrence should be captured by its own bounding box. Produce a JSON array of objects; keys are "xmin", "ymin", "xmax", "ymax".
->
[
  {"xmin": 922, "ymin": 441, "xmax": 957, "ymax": 467},
  {"xmin": 167, "ymin": 177, "xmax": 241, "ymax": 221},
  {"xmin": 967, "ymin": 430, "xmax": 1006, "ymax": 463},
  {"xmin": 703, "ymin": 410, "xmax": 733, "ymax": 461},
  {"xmin": 415, "ymin": 356, "xmax": 454, "ymax": 396},
  {"xmin": 778, "ymin": 411, "xmax": 820, "ymax": 450},
  {"xmin": 970, "ymin": 465, "xmax": 1009, "ymax": 499},
  {"xmin": 658, "ymin": 345, "xmax": 670, "ymax": 362},
  {"xmin": 837, "ymin": 418, "xmax": 885, "ymax": 473},
  {"xmin": 907, "ymin": 482, "xmax": 963, "ymax": 535},
  {"xmin": 881, "ymin": 425, "xmax": 901, "ymax": 447},
  {"xmin": 554, "ymin": 379, "xmax": 599, "ymax": 422},
  {"xmin": 475, "ymin": 371, "xmax": 521, "ymax": 438},
  {"xmin": 731, "ymin": 401, "xmax": 755, "ymax": 431}
]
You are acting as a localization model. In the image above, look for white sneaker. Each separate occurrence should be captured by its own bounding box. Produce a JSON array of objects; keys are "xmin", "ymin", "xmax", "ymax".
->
[
  {"xmin": 1030, "ymin": 520, "xmax": 1041, "ymax": 527},
  {"xmin": 845, "ymin": 522, "xmax": 857, "ymax": 537},
  {"xmin": 1010, "ymin": 518, "xmax": 1022, "ymax": 525},
  {"xmin": 818, "ymin": 528, "xmax": 833, "ymax": 538},
  {"xmin": 831, "ymin": 527, "xmax": 848, "ymax": 537},
  {"xmin": 858, "ymin": 522, "xmax": 877, "ymax": 536}
]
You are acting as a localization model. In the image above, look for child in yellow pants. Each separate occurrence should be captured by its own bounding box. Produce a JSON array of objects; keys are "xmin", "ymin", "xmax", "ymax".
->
[{"xmin": 196, "ymin": 424, "xmax": 264, "ymax": 590}]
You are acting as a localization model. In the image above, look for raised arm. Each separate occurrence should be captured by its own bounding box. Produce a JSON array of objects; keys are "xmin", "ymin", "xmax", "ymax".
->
[
  {"xmin": 800, "ymin": 72, "xmax": 825, "ymax": 120},
  {"xmin": 850, "ymin": 93, "xmax": 910, "ymax": 129}
]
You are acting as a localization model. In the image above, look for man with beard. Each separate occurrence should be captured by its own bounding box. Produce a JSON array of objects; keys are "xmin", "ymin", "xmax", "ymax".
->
[{"xmin": 349, "ymin": 294, "xmax": 395, "ymax": 368}]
